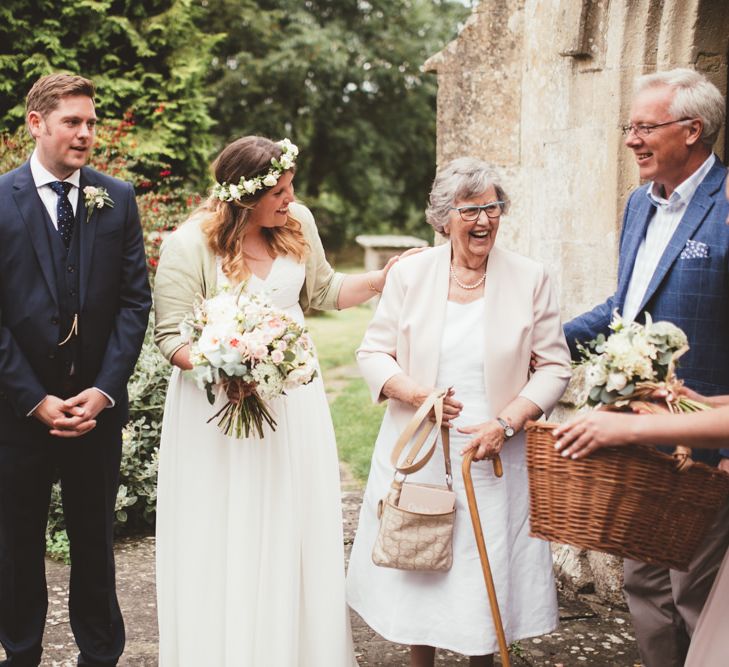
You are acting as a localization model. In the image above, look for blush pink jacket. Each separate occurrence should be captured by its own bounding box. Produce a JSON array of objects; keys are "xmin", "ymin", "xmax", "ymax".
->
[{"xmin": 357, "ymin": 241, "xmax": 572, "ymax": 428}]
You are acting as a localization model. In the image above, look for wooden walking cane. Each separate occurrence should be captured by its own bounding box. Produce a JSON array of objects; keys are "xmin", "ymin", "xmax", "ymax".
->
[{"xmin": 462, "ymin": 450, "xmax": 511, "ymax": 667}]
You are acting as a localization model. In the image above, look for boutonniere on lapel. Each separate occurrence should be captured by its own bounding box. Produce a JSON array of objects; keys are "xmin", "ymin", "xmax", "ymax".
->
[{"xmin": 83, "ymin": 186, "xmax": 114, "ymax": 223}]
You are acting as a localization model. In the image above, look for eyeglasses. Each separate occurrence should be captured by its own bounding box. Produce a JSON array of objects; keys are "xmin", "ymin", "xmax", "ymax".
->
[
  {"xmin": 621, "ymin": 118, "xmax": 692, "ymax": 138},
  {"xmin": 450, "ymin": 202, "xmax": 505, "ymax": 222}
]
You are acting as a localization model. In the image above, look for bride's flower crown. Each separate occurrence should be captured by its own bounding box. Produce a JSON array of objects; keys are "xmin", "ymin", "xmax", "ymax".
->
[{"xmin": 212, "ymin": 138, "xmax": 299, "ymax": 202}]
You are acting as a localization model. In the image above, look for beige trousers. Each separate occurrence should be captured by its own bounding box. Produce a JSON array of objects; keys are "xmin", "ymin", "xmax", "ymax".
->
[{"xmin": 623, "ymin": 499, "xmax": 729, "ymax": 667}]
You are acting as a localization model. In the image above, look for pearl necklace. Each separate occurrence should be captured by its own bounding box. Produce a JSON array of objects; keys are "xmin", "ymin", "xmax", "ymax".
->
[{"xmin": 450, "ymin": 263, "xmax": 486, "ymax": 290}]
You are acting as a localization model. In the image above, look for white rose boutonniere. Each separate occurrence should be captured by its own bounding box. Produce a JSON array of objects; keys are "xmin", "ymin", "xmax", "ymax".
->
[{"xmin": 83, "ymin": 186, "xmax": 114, "ymax": 223}]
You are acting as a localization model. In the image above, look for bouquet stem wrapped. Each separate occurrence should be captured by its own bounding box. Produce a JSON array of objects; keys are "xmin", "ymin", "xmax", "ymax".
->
[{"xmin": 207, "ymin": 390, "xmax": 277, "ymax": 439}]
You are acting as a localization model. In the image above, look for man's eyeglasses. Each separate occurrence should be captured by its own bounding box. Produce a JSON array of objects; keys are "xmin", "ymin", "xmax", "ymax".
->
[
  {"xmin": 621, "ymin": 118, "xmax": 692, "ymax": 138},
  {"xmin": 450, "ymin": 202, "xmax": 505, "ymax": 222}
]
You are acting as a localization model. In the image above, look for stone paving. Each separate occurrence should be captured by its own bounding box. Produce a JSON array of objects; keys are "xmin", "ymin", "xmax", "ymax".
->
[{"xmin": 2, "ymin": 481, "xmax": 641, "ymax": 666}]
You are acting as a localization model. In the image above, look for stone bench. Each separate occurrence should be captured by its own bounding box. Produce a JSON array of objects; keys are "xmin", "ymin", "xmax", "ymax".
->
[{"xmin": 355, "ymin": 234, "xmax": 429, "ymax": 273}]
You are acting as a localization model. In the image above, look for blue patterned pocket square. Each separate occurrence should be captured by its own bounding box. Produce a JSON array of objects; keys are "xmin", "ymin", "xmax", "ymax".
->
[{"xmin": 680, "ymin": 239, "xmax": 710, "ymax": 260}]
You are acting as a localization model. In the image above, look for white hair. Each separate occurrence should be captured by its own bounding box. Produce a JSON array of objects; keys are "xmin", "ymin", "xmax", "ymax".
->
[
  {"xmin": 425, "ymin": 157, "xmax": 511, "ymax": 235},
  {"xmin": 635, "ymin": 68, "xmax": 725, "ymax": 147}
]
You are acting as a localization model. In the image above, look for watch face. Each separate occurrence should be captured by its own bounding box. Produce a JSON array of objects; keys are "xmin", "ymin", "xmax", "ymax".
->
[{"xmin": 498, "ymin": 418, "xmax": 514, "ymax": 438}]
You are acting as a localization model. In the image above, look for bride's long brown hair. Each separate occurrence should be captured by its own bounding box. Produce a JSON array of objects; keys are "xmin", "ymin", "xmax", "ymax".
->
[{"xmin": 201, "ymin": 136, "xmax": 309, "ymax": 282}]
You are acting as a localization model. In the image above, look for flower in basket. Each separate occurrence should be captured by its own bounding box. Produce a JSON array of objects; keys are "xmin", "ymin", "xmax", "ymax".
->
[
  {"xmin": 180, "ymin": 286, "xmax": 318, "ymax": 438},
  {"xmin": 576, "ymin": 311, "xmax": 707, "ymax": 415}
]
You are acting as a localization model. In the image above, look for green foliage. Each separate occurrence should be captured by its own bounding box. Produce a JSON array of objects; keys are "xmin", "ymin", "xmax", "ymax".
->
[
  {"xmin": 46, "ymin": 529, "xmax": 71, "ymax": 564},
  {"xmin": 202, "ymin": 0, "xmax": 470, "ymax": 247},
  {"xmin": 118, "ymin": 324, "xmax": 169, "ymax": 530},
  {"xmin": 0, "ymin": 0, "xmax": 219, "ymax": 183},
  {"xmin": 1, "ymin": 0, "xmax": 470, "ymax": 244},
  {"xmin": 0, "ymin": 127, "xmax": 34, "ymax": 172}
]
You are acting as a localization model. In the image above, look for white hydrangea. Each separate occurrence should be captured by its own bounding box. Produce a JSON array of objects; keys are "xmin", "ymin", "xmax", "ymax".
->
[{"xmin": 648, "ymin": 320, "xmax": 688, "ymax": 349}]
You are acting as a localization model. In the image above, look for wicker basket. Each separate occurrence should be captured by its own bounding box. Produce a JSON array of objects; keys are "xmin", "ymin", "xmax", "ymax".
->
[{"xmin": 525, "ymin": 421, "xmax": 729, "ymax": 570}]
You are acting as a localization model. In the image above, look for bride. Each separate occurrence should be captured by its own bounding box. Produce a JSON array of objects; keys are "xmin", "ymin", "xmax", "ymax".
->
[{"xmin": 153, "ymin": 136, "xmax": 401, "ymax": 665}]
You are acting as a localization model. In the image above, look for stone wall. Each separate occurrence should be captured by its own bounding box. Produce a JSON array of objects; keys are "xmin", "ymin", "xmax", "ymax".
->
[{"xmin": 425, "ymin": 0, "xmax": 729, "ymax": 605}]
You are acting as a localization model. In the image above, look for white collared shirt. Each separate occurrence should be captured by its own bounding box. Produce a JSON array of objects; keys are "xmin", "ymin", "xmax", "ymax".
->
[
  {"xmin": 30, "ymin": 150, "xmax": 81, "ymax": 229},
  {"xmin": 622, "ymin": 153, "xmax": 716, "ymax": 322}
]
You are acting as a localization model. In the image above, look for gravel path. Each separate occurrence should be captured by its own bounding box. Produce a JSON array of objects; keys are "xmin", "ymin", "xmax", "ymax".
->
[{"xmin": 3, "ymin": 480, "xmax": 641, "ymax": 666}]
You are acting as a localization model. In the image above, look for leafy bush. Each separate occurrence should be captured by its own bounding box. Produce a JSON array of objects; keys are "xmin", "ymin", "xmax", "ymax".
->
[{"xmin": 0, "ymin": 0, "xmax": 219, "ymax": 183}]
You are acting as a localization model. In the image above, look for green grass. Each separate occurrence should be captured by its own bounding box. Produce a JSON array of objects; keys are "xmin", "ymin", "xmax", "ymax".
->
[
  {"xmin": 307, "ymin": 303, "xmax": 384, "ymax": 484},
  {"xmin": 307, "ymin": 304, "xmax": 374, "ymax": 373},
  {"xmin": 330, "ymin": 379, "xmax": 385, "ymax": 482}
]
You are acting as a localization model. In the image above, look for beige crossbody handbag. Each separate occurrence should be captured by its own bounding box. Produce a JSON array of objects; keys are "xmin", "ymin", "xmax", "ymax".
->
[{"xmin": 372, "ymin": 388, "xmax": 456, "ymax": 572}]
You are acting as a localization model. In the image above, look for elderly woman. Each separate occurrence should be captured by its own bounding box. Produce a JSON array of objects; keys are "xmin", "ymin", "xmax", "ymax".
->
[{"xmin": 346, "ymin": 157, "xmax": 572, "ymax": 666}]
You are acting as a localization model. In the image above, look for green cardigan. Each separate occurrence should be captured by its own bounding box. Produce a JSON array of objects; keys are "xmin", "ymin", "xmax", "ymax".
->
[{"xmin": 153, "ymin": 200, "xmax": 345, "ymax": 362}]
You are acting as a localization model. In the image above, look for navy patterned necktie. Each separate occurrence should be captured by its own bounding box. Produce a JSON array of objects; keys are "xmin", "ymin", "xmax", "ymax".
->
[{"xmin": 48, "ymin": 181, "xmax": 75, "ymax": 249}]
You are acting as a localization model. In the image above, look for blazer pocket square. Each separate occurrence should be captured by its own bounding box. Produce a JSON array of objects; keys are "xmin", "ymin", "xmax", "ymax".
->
[{"xmin": 680, "ymin": 239, "xmax": 710, "ymax": 260}]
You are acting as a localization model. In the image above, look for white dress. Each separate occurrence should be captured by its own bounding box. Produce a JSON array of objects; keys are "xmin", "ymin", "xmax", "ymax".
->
[
  {"xmin": 347, "ymin": 298, "xmax": 558, "ymax": 656},
  {"xmin": 156, "ymin": 256, "xmax": 357, "ymax": 667}
]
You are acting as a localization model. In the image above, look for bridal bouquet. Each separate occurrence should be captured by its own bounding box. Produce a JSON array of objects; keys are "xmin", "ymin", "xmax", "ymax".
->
[
  {"xmin": 180, "ymin": 286, "xmax": 318, "ymax": 438},
  {"xmin": 577, "ymin": 311, "xmax": 707, "ymax": 413}
]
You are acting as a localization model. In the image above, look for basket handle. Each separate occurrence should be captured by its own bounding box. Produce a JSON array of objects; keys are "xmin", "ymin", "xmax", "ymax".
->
[{"xmin": 672, "ymin": 445, "xmax": 693, "ymax": 472}]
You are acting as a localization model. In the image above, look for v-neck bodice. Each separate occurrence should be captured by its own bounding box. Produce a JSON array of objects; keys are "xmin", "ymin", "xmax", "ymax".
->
[{"xmin": 216, "ymin": 255, "xmax": 306, "ymax": 325}]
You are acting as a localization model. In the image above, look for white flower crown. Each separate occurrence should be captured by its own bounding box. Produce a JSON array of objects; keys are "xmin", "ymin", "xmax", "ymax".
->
[{"xmin": 212, "ymin": 138, "xmax": 299, "ymax": 202}]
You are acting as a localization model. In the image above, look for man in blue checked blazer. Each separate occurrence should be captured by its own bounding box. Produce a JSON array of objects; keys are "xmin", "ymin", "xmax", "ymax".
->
[
  {"xmin": 565, "ymin": 69, "xmax": 729, "ymax": 667},
  {"xmin": 0, "ymin": 75, "xmax": 151, "ymax": 666}
]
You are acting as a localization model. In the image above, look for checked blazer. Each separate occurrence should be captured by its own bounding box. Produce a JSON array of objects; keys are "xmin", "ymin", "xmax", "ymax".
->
[{"xmin": 564, "ymin": 157, "xmax": 729, "ymax": 462}]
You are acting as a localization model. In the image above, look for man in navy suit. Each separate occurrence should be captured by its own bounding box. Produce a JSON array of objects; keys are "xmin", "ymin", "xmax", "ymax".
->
[
  {"xmin": 565, "ymin": 69, "xmax": 729, "ymax": 667},
  {"xmin": 0, "ymin": 74, "xmax": 151, "ymax": 666}
]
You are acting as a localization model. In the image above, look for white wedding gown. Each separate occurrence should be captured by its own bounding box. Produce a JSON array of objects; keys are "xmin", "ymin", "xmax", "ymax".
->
[{"xmin": 156, "ymin": 256, "xmax": 357, "ymax": 666}]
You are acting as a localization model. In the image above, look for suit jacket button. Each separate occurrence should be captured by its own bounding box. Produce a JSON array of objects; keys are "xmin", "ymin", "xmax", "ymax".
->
[
  {"xmin": 48, "ymin": 353, "xmax": 56, "ymax": 360},
  {"xmin": 67, "ymin": 265, "xmax": 75, "ymax": 272},
  {"xmin": 51, "ymin": 316, "xmax": 59, "ymax": 324}
]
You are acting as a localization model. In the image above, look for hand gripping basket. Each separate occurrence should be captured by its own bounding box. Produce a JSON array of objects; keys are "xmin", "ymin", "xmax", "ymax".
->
[{"xmin": 525, "ymin": 421, "xmax": 729, "ymax": 570}]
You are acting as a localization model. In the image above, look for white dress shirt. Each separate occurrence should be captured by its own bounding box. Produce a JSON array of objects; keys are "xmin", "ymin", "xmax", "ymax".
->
[
  {"xmin": 27, "ymin": 151, "xmax": 114, "ymax": 415},
  {"xmin": 622, "ymin": 153, "xmax": 716, "ymax": 322},
  {"xmin": 30, "ymin": 150, "xmax": 81, "ymax": 227}
]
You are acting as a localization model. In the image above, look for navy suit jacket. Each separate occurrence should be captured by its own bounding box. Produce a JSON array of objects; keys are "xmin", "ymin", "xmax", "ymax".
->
[
  {"xmin": 565, "ymin": 158, "xmax": 729, "ymax": 461},
  {"xmin": 0, "ymin": 161, "xmax": 151, "ymax": 440}
]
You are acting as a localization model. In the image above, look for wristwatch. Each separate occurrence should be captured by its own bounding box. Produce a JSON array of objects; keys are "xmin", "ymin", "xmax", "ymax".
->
[{"xmin": 496, "ymin": 417, "xmax": 515, "ymax": 439}]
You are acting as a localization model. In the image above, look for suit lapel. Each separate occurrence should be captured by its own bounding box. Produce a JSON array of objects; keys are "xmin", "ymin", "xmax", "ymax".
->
[
  {"xmin": 636, "ymin": 161, "xmax": 723, "ymax": 316},
  {"xmin": 616, "ymin": 192, "xmax": 653, "ymax": 307},
  {"xmin": 12, "ymin": 162, "xmax": 59, "ymax": 307},
  {"xmin": 78, "ymin": 169, "xmax": 98, "ymax": 310}
]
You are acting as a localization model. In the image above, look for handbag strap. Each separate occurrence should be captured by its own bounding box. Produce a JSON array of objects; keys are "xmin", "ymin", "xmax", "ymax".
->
[{"xmin": 390, "ymin": 388, "xmax": 453, "ymax": 490}]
